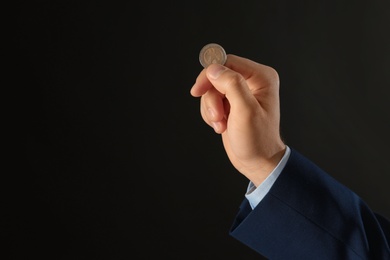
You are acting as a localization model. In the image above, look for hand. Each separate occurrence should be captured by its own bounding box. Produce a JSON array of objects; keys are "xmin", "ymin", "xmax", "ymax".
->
[{"xmin": 190, "ymin": 54, "xmax": 286, "ymax": 186}]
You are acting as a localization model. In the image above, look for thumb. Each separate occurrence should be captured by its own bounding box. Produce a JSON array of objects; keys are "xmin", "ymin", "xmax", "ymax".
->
[{"xmin": 206, "ymin": 64, "xmax": 258, "ymax": 115}]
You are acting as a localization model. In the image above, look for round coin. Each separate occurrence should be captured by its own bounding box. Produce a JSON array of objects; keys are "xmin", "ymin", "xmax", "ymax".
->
[{"xmin": 199, "ymin": 43, "xmax": 227, "ymax": 68}]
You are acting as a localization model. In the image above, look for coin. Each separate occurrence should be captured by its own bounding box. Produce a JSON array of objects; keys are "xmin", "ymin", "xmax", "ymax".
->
[{"xmin": 199, "ymin": 43, "xmax": 227, "ymax": 68}]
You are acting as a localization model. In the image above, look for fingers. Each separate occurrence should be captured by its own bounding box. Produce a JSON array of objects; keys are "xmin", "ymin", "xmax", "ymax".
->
[
  {"xmin": 190, "ymin": 68, "xmax": 210, "ymax": 97},
  {"xmin": 190, "ymin": 54, "xmax": 279, "ymax": 97},
  {"xmin": 196, "ymin": 63, "xmax": 257, "ymax": 134},
  {"xmin": 224, "ymin": 55, "xmax": 279, "ymax": 90},
  {"xmin": 199, "ymin": 87, "xmax": 227, "ymax": 133},
  {"xmin": 205, "ymin": 63, "xmax": 258, "ymax": 116},
  {"xmin": 190, "ymin": 54, "xmax": 280, "ymax": 133}
]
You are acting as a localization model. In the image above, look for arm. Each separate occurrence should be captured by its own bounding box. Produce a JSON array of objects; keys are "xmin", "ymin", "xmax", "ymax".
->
[
  {"xmin": 190, "ymin": 54, "xmax": 390, "ymax": 259},
  {"xmin": 231, "ymin": 147, "xmax": 390, "ymax": 259}
]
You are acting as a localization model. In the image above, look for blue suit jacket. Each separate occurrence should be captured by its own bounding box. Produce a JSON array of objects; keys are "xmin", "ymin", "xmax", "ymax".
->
[{"xmin": 230, "ymin": 148, "xmax": 390, "ymax": 259}]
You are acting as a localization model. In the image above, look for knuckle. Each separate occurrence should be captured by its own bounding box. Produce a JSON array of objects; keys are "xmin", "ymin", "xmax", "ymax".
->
[
  {"xmin": 224, "ymin": 72, "xmax": 245, "ymax": 90},
  {"xmin": 267, "ymin": 66, "xmax": 279, "ymax": 81},
  {"xmin": 256, "ymin": 64, "xmax": 280, "ymax": 88}
]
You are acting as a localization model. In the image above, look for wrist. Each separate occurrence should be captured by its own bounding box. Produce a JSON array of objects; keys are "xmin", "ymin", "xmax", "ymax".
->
[{"xmin": 245, "ymin": 143, "xmax": 286, "ymax": 187}]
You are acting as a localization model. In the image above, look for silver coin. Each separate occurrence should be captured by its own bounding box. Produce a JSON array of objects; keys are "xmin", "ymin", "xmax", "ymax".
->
[{"xmin": 199, "ymin": 43, "xmax": 227, "ymax": 68}]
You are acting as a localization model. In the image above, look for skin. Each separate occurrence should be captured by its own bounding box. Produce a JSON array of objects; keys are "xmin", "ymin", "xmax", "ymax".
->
[{"xmin": 190, "ymin": 54, "xmax": 286, "ymax": 187}]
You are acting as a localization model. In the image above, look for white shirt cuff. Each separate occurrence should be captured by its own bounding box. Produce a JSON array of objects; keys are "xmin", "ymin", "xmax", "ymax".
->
[{"xmin": 245, "ymin": 146, "xmax": 291, "ymax": 209}]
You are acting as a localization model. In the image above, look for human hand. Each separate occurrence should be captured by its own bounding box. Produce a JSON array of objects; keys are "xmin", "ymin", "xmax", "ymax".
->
[{"xmin": 190, "ymin": 54, "xmax": 286, "ymax": 186}]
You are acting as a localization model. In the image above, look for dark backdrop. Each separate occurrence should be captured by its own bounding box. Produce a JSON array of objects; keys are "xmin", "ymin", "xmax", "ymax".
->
[{"xmin": 11, "ymin": 0, "xmax": 390, "ymax": 259}]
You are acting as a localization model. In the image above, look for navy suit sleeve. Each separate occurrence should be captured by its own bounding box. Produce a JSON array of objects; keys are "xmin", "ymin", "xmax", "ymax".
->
[{"xmin": 230, "ymin": 148, "xmax": 390, "ymax": 259}]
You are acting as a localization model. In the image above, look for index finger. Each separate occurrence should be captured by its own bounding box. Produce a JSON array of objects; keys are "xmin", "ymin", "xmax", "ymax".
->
[
  {"xmin": 190, "ymin": 54, "xmax": 278, "ymax": 97},
  {"xmin": 225, "ymin": 55, "xmax": 279, "ymax": 91}
]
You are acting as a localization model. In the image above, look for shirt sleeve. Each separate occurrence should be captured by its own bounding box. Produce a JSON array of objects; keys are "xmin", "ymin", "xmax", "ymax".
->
[{"xmin": 245, "ymin": 146, "xmax": 291, "ymax": 209}]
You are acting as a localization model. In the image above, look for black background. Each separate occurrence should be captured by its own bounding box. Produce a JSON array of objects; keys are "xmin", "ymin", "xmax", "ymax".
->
[{"xmin": 11, "ymin": 0, "xmax": 390, "ymax": 259}]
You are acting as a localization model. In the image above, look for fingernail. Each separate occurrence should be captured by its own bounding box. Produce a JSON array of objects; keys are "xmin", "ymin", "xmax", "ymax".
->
[{"xmin": 207, "ymin": 64, "xmax": 226, "ymax": 79}]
